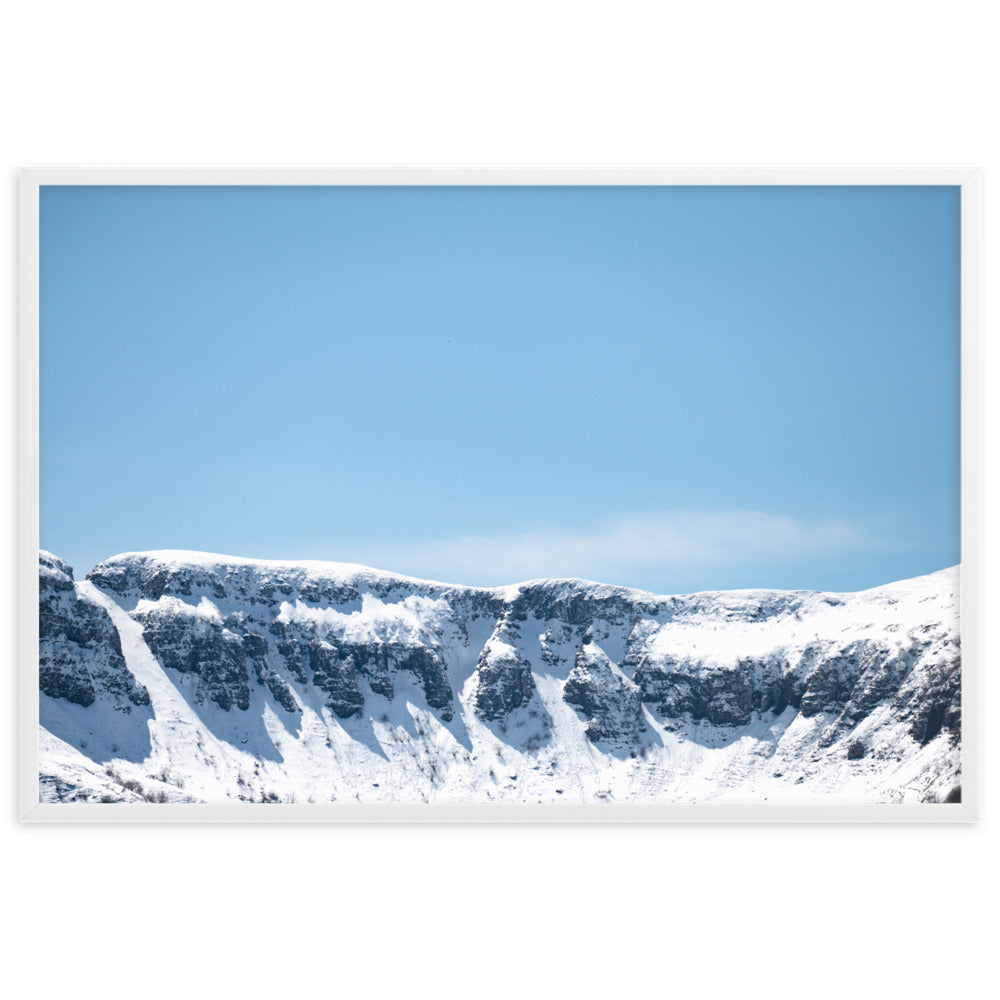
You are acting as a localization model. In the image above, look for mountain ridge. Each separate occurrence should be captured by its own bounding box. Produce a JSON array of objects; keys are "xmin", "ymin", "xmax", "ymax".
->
[
  {"xmin": 85, "ymin": 546, "xmax": 957, "ymax": 600},
  {"xmin": 38, "ymin": 549, "xmax": 962, "ymax": 806}
]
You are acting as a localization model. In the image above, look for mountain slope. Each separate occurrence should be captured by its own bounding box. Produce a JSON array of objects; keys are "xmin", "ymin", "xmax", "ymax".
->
[{"xmin": 37, "ymin": 549, "xmax": 961, "ymax": 805}]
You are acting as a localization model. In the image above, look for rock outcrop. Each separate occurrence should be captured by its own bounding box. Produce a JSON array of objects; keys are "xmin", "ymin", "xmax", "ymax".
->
[
  {"xmin": 39, "ymin": 551, "xmax": 149, "ymax": 710},
  {"xmin": 563, "ymin": 642, "xmax": 645, "ymax": 744}
]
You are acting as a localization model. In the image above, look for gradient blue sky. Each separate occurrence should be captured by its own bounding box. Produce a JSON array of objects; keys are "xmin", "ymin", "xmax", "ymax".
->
[{"xmin": 39, "ymin": 185, "xmax": 960, "ymax": 593}]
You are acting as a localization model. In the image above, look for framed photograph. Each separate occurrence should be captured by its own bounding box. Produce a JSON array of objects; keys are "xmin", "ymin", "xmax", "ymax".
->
[{"xmin": 18, "ymin": 167, "xmax": 981, "ymax": 822}]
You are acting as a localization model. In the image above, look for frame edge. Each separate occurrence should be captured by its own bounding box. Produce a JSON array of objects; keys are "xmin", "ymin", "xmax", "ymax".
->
[
  {"xmin": 959, "ymin": 167, "xmax": 983, "ymax": 823},
  {"xmin": 18, "ymin": 169, "xmax": 40, "ymax": 822},
  {"xmin": 19, "ymin": 165, "xmax": 981, "ymax": 824}
]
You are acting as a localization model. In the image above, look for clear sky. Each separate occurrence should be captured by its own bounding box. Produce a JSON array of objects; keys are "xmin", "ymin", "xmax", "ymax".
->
[{"xmin": 39, "ymin": 184, "xmax": 960, "ymax": 594}]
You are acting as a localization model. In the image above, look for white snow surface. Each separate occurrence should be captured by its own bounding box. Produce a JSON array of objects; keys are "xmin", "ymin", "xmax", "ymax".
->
[{"xmin": 38, "ymin": 550, "xmax": 961, "ymax": 806}]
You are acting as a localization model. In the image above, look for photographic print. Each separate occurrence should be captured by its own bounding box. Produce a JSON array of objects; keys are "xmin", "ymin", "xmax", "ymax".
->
[{"xmin": 23, "ymin": 170, "xmax": 976, "ymax": 819}]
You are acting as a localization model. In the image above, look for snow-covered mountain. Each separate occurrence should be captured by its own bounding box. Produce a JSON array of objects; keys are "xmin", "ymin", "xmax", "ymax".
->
[{"xmin": 37, "ymin": 549, "xmax": 962, "ymax": 806}]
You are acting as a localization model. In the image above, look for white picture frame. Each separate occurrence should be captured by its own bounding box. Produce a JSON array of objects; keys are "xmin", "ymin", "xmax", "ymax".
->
[{"xmin": 18, "ymin": 165, "xmax": 983, "ymax": 823}]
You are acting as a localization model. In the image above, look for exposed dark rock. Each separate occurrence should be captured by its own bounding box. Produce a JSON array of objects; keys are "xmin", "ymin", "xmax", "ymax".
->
[
  {"xmin": 298, "ymin": 579, "xmax": 361, "ymax": 606},
  {"xmin": 243, "ymin": 632, "xmax": 299, "ymax": 713},
  {"xmin": 39, "ymin": 552, "xmax": 149, "ymax": 709},
  {"xmin": 634, "ymin": 655, "xmax": 756, "ymax": 726},
  {"xmin": 898, "ymin": 654, "xmax": 961, "ymax": 745},
  {"xmin": 308, "ymin": 639, "xmax": 365, "ymax": 719},
  {"xmin": 133, "ymin": 603, "xmax": 250, "ymax": 712},
  {"xmin": 473, "ymin": 638, "xmax": 536, "ymax": 721},
  {"xmin": 564, "ymin": 643, "xmax": 645, "ymax": 743},
  {"xmin": 511, "ymin": 582, "xmax": 665, "ymax": 630},
  {"xmin": 393, "ymin": 645, "xmax": 454, "ymax": 719},
  {"xmin": 539, "ymin": 623, "xmax": 573, "ymax": 669},
  {"xmin": 270, "ymin": 623, "xmax": 310, "ymax": 684},
  {"xmin": 331, "ymin": 640, "xmax": 455, "ymax": 716},
  {"xmin": 776, "ymin": 671, "xmax": 805, "ymax": 713},
  {"xmin": 267, "ymin": 621, "xmax": 454, "ymax": 718}
]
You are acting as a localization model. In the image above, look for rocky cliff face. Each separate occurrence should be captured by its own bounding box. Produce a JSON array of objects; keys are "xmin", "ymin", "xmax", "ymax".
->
[
  {"xmin": 564, "ymin": 641, "xmax": 646, "ymax": 745},
  {"xmin": 39, "ymin": 551, "xmax": 149, "ymax": 711},
  {"xmin": 37, "ymin": 550, "xmax": 962, "ymax": 805}
]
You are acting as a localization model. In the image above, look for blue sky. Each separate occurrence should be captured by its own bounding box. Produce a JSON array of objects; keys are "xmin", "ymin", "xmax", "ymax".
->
[{"xmin": 39, "ymin": 184, "xmax": 960, "ymax": 593}]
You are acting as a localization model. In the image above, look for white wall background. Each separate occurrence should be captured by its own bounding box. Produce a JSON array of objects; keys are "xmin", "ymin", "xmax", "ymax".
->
[{"xmin": 2, "ymin": 3, "xmax": 994, "ymax": 996}]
